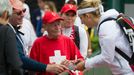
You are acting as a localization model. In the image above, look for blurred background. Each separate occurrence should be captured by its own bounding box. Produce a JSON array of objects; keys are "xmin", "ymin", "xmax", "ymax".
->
[{"xmin": 25, "ymin": 0, "xmax": 134, "ymax": 18}]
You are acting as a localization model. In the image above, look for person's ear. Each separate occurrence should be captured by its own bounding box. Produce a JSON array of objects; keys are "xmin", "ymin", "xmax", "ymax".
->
[
  {"xmin": 1, "ymin": 11, "xmax": 9, "ymax": 20},
  {"xmin": 0, "ymin": 11, "xmax": 9, "ymax": 25}
]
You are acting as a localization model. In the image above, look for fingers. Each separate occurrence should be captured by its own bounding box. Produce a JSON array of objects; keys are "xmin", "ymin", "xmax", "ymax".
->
[
  {"xmin": 47, "ymin": 60, "xmax": 85, "ymax": 74},
  {"xmin": 46, "ymin": 64, "xmax": 68, "ymax": 74},
  {"xmin": 56, "ymin": 65, "xmax": 68, "ymax": 73},
  {"xmin": 75, "ymin": 61, "xmax": 85, "ymax": 71},
  {"xmin": 61, "ymin": 60, "xmax": 70, "ymax": 66},
  {"xmin": 60, "ymin": 65, "xmax": 69, "ymax": 70},
  {"xmin": 74, "ymin": 59, "xmax": 83, "ymax": 65},
  {"xmin": 55, "ymin": 67, "xmax": 63, "ymax": 74}
]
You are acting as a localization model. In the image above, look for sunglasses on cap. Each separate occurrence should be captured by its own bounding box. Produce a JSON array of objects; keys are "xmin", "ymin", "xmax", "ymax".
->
[{"xmin": 13, "ymin": 8, "xmax": 26, "ymax": 16}]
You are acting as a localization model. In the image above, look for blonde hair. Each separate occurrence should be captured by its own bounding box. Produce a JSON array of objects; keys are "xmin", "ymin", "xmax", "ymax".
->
[
  {"xmin": 78, "ymin": 0, "xmax": 102, "ymax": 17},
  {"xmin": 45, "ymin": 1, "xmax": 57, "ymax": 12}
]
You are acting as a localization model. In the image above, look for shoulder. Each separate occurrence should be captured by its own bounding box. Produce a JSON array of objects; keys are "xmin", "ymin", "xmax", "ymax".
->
[
  {"xmin": 0, "ymin": 25, "xmax": 15, "ymax": 38},
  {"xmin": 78, "ymin": 26, "xmax": 86, "ymax": 33},
  {"xmin": 34, "ymin": 36, "xmax": 45, "ymax": 43},
  {"xmin": 0, "ymin": 25, "xmax": 7, "ymax": 34},
  {"xmin": 0, "ymin": 24, "xmax": 8, "ymax": 29},
  {"xmin": 99, "ymin": 20, "xmax": 118, "ymax": 31},
  {"xmin": 60, "ymin": 35, "xmax": 73, "ymax": 43},
  {"xmin": 1, "ymin": 25, "xmax": 14, "ymax": 33},
  {"xmin": 60, "ymin": 35, "xmax": 71, "ymax": 40},
  {"xmin": 22, "ymin": 18, "xmax": 32, "ymax": 27},
  {"xmin": 98, "ymin": 20, "xmax": 120, "ymax": 38},
  {"xmin": 74, "ymin": 25, "xmax": 86, "ymax": 32},
  {"xmin": 60, "ymin": 35, "xmax": 75, "ymax": 44},
  {"xmin": 74, "ymin": 26, "xmax": 87, "ymax": 37}
]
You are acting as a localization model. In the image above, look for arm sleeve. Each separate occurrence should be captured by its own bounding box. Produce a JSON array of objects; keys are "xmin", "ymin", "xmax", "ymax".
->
[
  {"xmin": 79, "ymin": 26, "xmax": 88, "ymax": 58},
  {"xmin": 18, "ymin": 38, "xmax": 47, "ymax": 72},
  {"xmin": 85, "ymin": 21, "xmax": 118, "ymax": 69},
  {"xmin": 21, "ymin": 55, "xmax": 47, "ymax": 72},
  {"xmin": 26, "ymin": 39, "xmax": 47, "ymax": 72},
  {"xmin": 5, "ymin": 26, "xmax": 22, "ymax": 69},
  {"xmin": 5, "ymin": 26, "xmax": 23, "ymax": 74}
]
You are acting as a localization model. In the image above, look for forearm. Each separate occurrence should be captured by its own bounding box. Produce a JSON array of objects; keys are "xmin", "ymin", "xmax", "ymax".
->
[
  {"xmin": 85, "ymin": 54, "xmax": 108, "ymax": 69},
  {"xmin": 21, "ymin": 55, "xmax": 47, "ymax": 72}
]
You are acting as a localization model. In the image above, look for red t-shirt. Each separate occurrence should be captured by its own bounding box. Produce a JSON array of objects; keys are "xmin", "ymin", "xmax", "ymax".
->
[{"xmin": 30, "ymin": 35, "xmax": 83, "ymax": 75}]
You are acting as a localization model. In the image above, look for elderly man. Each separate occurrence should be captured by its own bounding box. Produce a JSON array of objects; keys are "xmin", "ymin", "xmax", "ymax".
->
[{"xmin": 30, "ymin": 11, "xmax": 83, "ymax": 75}]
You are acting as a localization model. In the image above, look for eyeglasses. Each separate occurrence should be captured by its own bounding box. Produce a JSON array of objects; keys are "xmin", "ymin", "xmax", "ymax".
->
[{"xmin": 13, "ymin": 8, "xmax": 26, "ymax": 16}]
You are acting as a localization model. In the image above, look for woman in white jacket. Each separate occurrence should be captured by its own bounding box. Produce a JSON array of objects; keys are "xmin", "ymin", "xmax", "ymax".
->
[{"xmin": 75, "ymin": 0, "xmax": 134, "ymax": 75}]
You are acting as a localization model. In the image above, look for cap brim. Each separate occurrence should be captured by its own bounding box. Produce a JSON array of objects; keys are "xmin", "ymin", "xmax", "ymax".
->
[
  {"xmin": 64, "ymin": 9, "xmax": 76, "ymax": 14},
  {"xmin": 48, "ymin": 17, "xmax": 64, "ymax": 24}
]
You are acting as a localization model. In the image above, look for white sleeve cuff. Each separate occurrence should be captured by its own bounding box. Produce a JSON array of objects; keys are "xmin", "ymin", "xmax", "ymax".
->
[{"xmin": 85, "ymin": 58, "xmax": 93, "ymax": 70}]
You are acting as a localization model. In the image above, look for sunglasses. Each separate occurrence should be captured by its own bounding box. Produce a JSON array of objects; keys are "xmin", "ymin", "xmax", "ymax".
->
[{"xmin": 13, "ymin": 8, "xmax": 26, "ymax": 16}]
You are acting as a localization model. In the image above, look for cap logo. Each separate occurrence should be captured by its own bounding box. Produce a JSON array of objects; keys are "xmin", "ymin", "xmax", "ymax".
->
[
  {"xmin": 69, "ymin": 5, "xmax": 73, "ymax": 9},
  {"xmin": 52, "ymin": 12, "xmax": 56, "ymax": 17}
]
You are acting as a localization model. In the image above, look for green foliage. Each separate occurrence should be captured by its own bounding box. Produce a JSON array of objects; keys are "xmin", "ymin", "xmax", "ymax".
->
[{"xmin": 91, "ymin": 35, "xmax": 100, "ymax": 52}]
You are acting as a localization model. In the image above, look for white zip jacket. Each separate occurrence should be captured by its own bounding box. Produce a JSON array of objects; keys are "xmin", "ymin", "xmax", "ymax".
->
[{"xmin": 85, "ymin": 9, "xmax": 134, "ymax": 75}]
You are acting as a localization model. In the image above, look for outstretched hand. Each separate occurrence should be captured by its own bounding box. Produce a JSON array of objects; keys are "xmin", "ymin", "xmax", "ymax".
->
[
  {"xmin": 46, "ymin": 64, "xmax": 68, "ymax": 74},
  {"xmin": 61, "ymin": 59, "xmax": 85, "ymax": 71}
]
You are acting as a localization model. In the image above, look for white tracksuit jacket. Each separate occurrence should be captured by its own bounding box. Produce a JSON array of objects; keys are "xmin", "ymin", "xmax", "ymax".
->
[{"xmin": 85, "ymin": 9, "xmax": 134, "ymax": 75}]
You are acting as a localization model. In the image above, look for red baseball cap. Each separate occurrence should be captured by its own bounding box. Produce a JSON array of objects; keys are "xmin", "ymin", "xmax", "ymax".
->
[
  {"xmin": 43, "ymin": 11, "xmax": 63, "ymax": 24},
  {"xmin": 60, "ymin": 4, "xmax": 77, "ymax": 14}
]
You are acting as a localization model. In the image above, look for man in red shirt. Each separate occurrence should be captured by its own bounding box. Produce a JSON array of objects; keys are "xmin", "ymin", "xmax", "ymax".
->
[{"xmin": 30, "ymin": 11, "xmax": 83, "ymax": 75}]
